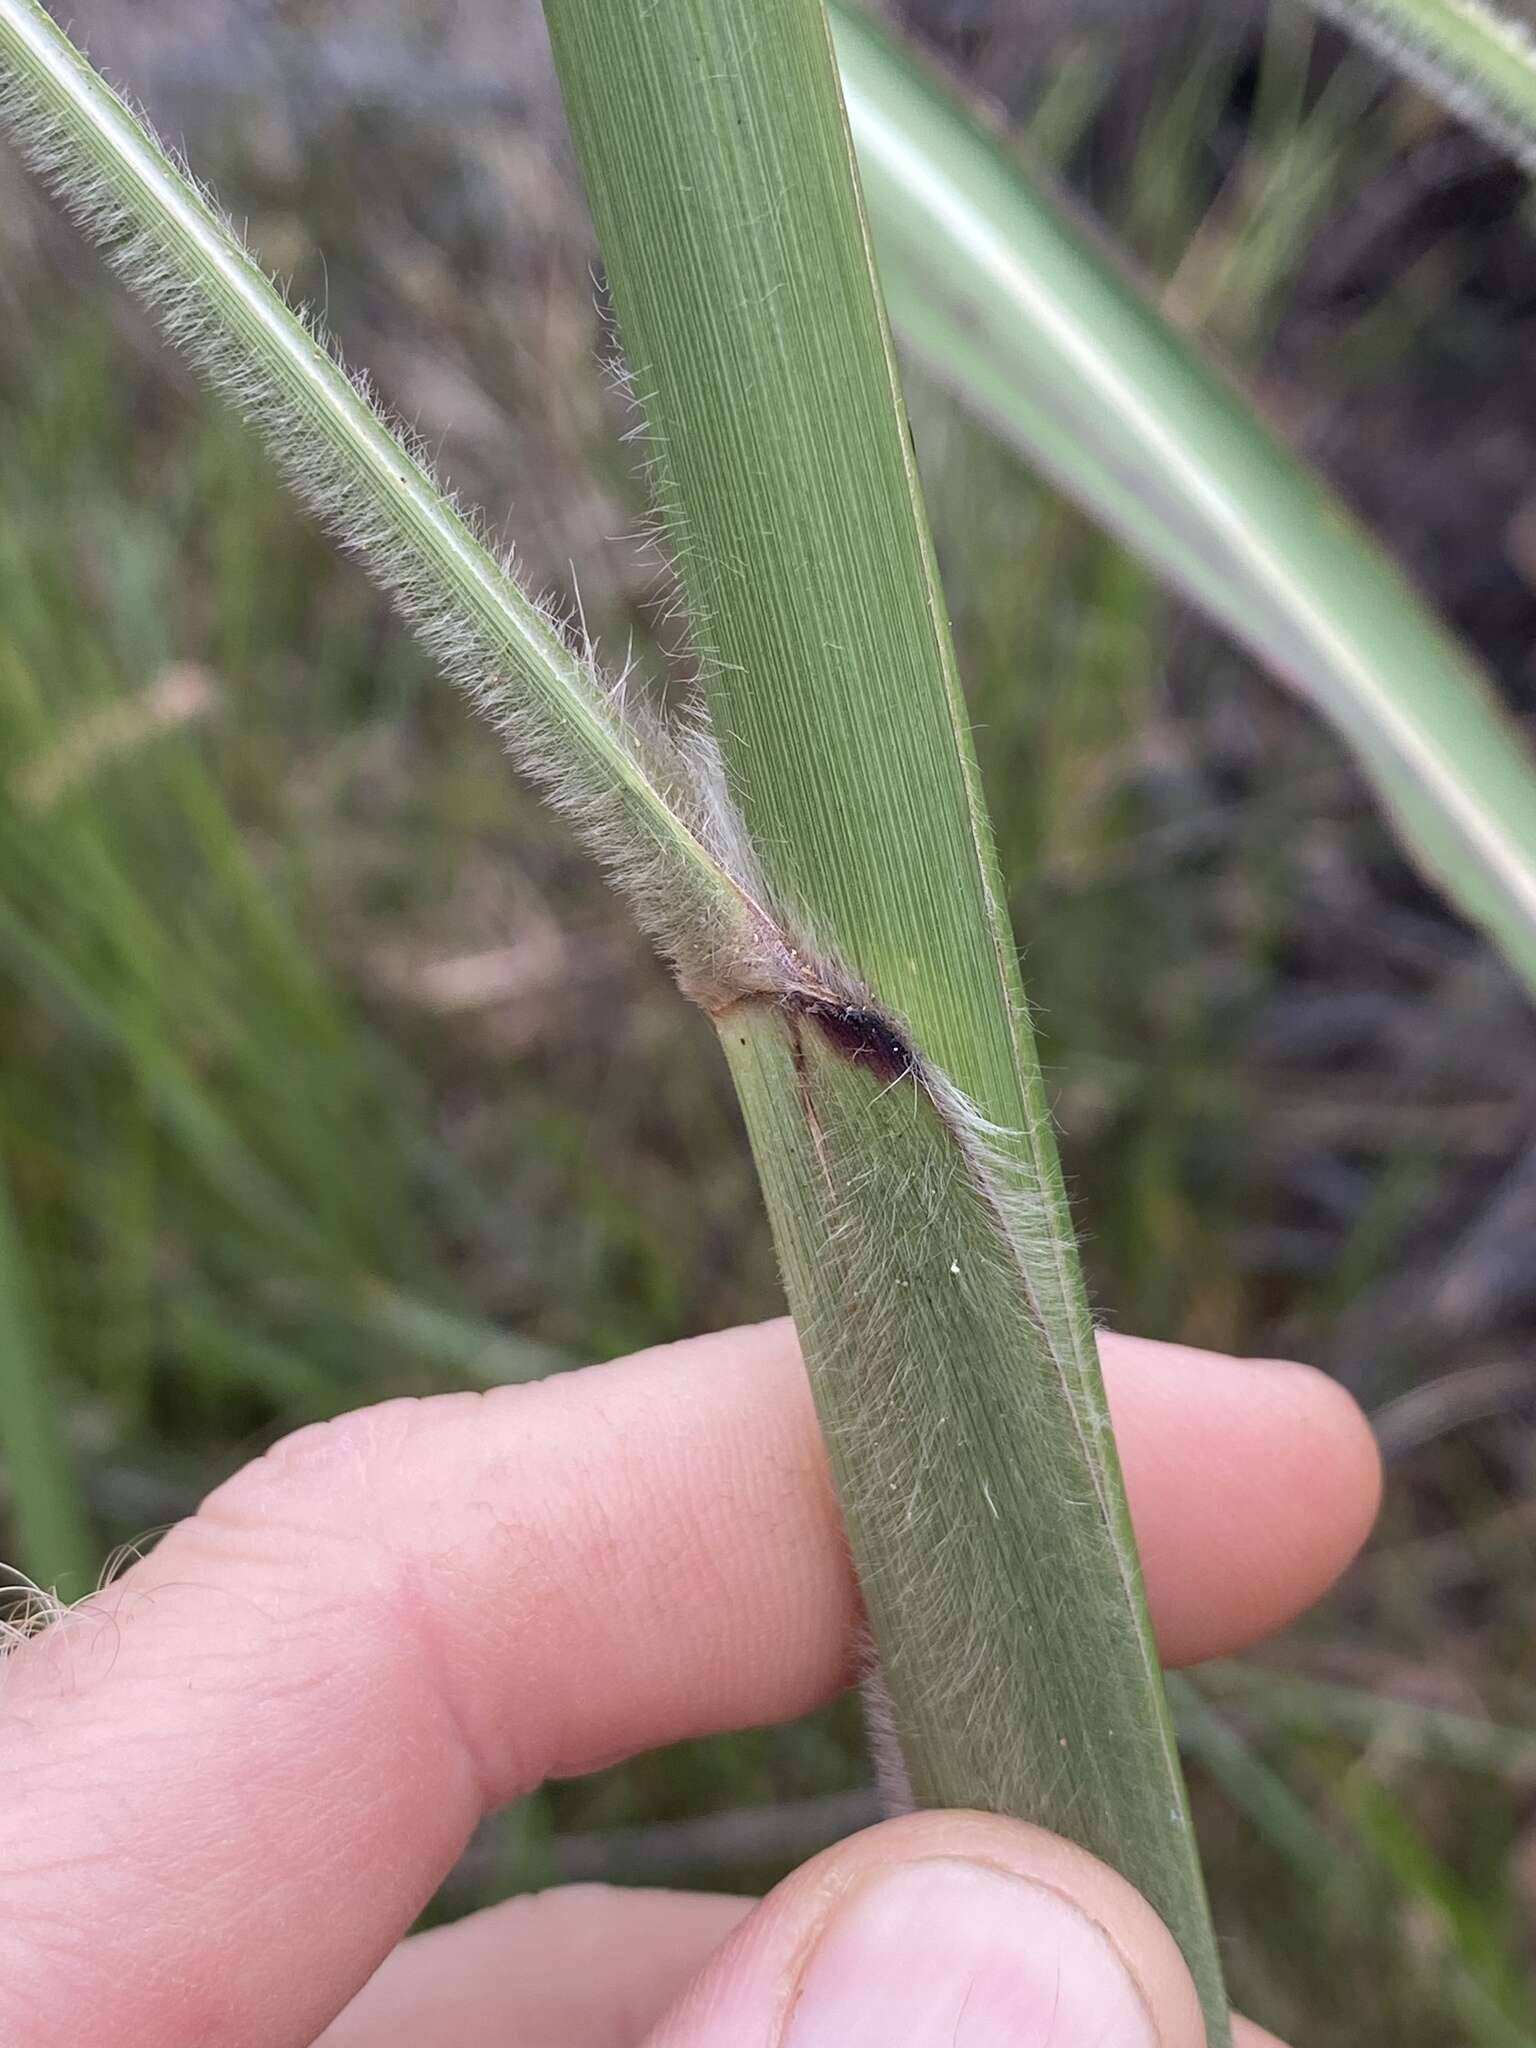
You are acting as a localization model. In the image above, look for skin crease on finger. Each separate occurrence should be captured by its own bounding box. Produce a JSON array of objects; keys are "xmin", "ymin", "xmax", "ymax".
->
[{"xmin": 0, "ymin": 1319, "xmax": 1379, "ymax": 2048}]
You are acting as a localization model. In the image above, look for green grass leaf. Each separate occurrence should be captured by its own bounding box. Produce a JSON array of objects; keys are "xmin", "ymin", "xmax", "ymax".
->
[
  {"xmin": 0, "ymin": 1157, "xmax": 93, "ymax": 1594},
  {"xmin": 1299, "ymin": 0, "xmax": 1536, "ymax": 169},
  {"xmin": 543, "ymin": 0, "xmax": 1228, "ymax": 2030},
  {"xmin": 834, "ymin": 5, "xmax": 1536, "ymax": 996}
]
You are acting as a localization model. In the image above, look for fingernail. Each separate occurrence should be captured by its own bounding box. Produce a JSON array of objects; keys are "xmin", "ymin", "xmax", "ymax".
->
[{"xmin": 783, "ymin": 1857, "xmax": 1161, "ymax": 2048}]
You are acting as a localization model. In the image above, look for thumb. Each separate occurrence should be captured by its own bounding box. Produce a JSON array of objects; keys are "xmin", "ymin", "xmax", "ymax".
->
[{"xmin": 639, "ymin": 1808, "xmax": 1216, "ymax": 2048}]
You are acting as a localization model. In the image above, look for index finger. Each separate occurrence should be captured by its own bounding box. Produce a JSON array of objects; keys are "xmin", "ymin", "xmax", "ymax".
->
[{"xmin": 0, "ymin": 1319, "xmax": 1377, "ymax": 2047}]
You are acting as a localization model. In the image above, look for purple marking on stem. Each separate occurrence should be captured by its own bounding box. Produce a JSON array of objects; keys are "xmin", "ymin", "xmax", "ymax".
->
[{"xmin": 798, "ymin": 997, "xmax": 916, "ymax": 1085}]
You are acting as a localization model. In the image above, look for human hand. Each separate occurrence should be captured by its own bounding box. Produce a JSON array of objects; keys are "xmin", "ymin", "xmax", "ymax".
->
[{"xmin": 0, "ymin": 1318, "xmax": 1378, "ymax": 2046}]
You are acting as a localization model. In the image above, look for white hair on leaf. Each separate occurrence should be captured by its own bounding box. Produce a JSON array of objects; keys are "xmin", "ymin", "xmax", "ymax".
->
[{"xmin": 0, "ymin": 19, "xmax": 796, "ymax": 1016}]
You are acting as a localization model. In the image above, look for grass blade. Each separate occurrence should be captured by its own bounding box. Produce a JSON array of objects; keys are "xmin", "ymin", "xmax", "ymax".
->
[
  {"xmin": 1168, "ymin": 1674, "xmax": 1341, "ymax": 1892},
  {"xmin": 833, "ymin": 6, "xmax": 1536, "ymax": 995},
  {"xmin": 0, "ymin": 0, "xmax": 758, "ymax": 1000},
  {"xmin": 543, "ymin": 0, "xmax": 1228, "ymax": 2030},
  {"xmin": 0, "ymin": 1156, "xmax": 94, "ymax": 1594},
  {"xmin": 1298, "ymin": 0, "xmax": 1536, "ymax": 168},
  {"xmin": 1198, "ymin": 1662, "xmax": 1536, "ymax": 1781},
  {"xmin": 351, "ymin": 1285, "xmax": 571, "ymax": 1387}
]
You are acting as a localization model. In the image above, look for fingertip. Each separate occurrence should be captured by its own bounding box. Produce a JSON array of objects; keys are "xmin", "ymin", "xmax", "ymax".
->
[
  {"xmin": 1099, "ymin": 1335, "xmax": 1381, "ymax": 1665},
  {"xmin": 1258, "ymin": 1351, "xmax": 1383, "ymax": 1555},
  {"xmin": 1214, "ymin": 1350, "xmax": 1382, "ymax": 1620},
  {"xmin": 642, "ymin": 1809, "xmax": 1207, "ymax": 2047}
]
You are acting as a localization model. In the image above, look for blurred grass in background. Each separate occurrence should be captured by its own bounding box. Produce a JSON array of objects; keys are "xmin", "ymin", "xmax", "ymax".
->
[{"xmin": 3, "ymin": 1, "xmax": 1536, "ymax": 2038}]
